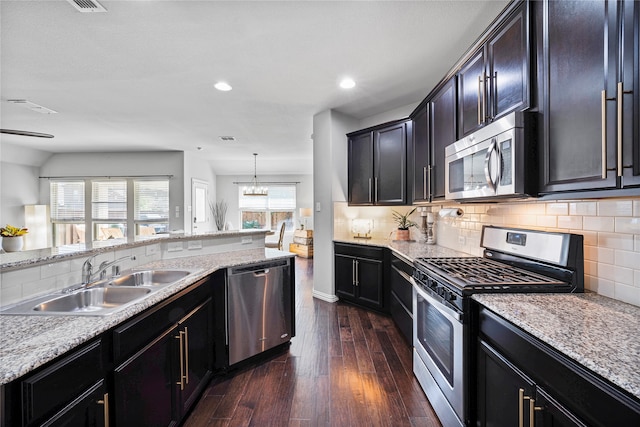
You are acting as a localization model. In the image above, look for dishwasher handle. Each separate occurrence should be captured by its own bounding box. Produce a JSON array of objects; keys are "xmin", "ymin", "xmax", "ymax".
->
[{"xmin": 253, "ymin": 269, "xmax": 270, "ymax": 277}]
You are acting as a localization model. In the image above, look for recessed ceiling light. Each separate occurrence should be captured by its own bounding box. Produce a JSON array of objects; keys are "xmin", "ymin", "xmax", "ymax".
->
[
  {"xmin": 214, "ymin": 82, "xmax": 232, "ymax": 91},
  {"xmin": 339, "ymin": 78, "xmax": 356, "ymax": 89}
]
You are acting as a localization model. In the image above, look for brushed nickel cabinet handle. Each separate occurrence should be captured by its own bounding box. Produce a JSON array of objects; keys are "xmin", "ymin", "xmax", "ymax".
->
[
  {"xmin": 518, "ymin": 388, "xmax": 525, "ymax": 427},
  {"xmin": 427, "ymin": 165, "xmax": 432, "ymax": 201},
  {"xmin": 482, "ymin": 71, "xmax": 487, "ymax": 123},
  {"xmin": 617, "ymin": 81, "xmax": 623, "ymax": 177},
  {"xmin": 97, "ymin": 392, "xmax": 110, "ymax": 427},
  {"xmin": 355, "ymin": 260, "xmax": 359, "ymax": 286},
  {"xmin": 530, "ymin": 397, "xmax": 543, "ymax": 427},
  {"xmin": 184, "ymin": 327, "xmax": 189, "ymax": 385},
  {"xmin": 601, "ymin": 90, "xmax": 608, "ymax": 179},
  {"xmin": 423, "ymin": 166, "xmax": 427, "ymax": 200},
  {"xmin": 374, "ymin": 177, "xmax": 378, "ymax": 202},
  {"xmin": 478, "ymin": 75, "xmax": 483, "ymax": 125},
  {"xmin": 352, "ymin": 259, "xmax": 355, "ymax": 285},
  {"xmin": 368, "ymin": 178, "xmax": 372, "ymax": 203},
  {"xmin": 175, "ymin": 331, "xmax": 185, "ymax": 390}
]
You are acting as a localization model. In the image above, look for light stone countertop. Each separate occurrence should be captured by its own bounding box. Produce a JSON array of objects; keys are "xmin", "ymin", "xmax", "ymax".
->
[
  {"xmin": 0, "ymin": 248, "xmax": 293, "ymax": 385},
  {"xmin": 473, "ymin": 293, "xmax": 640, "ymax": 400}
]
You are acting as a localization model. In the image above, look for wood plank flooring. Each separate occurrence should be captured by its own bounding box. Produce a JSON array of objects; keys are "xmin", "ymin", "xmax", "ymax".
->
[{"xmin": 184, "ymin": 257, "xmax": 441, "ymax": 426}]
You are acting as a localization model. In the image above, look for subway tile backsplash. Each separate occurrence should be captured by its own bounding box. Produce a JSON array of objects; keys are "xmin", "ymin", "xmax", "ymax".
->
[{"xmin": 334, "ymin": 197, "xmax": 640, "ymax": 307}]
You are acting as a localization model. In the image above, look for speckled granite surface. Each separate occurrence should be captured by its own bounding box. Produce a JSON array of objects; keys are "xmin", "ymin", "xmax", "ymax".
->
[
  {"xmin": 0, "ymin": 229, "xmax": 268, "ymax": 271},
  {"xmin": 473, "ymin": 293, "xmax": 640, "ymax": 400},
  {"xmin": 333, "ymin": 237, "xmax": 472, "ymax": 261},
  {"xmin": 0, "ymin": 247, "xmax": 292, "ymax": 385}
]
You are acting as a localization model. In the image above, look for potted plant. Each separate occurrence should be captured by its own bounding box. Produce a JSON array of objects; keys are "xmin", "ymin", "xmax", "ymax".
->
[
  {"xmin": 392, "ymin": 208, "xmax": 417, "ymax": 241},
  {"xmin": 1, "ymin": 224, "xmax": 29, "ymax": 252}
]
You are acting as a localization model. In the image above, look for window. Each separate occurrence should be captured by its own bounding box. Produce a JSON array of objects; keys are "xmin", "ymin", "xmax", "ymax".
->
[
  {"xmin": 238, "ymin": 185, "xmax": 296, "ymax": 231},
  {"xmin": 50, "ymin": 181, "xmax": 85, "ymax": 246},
  {"xmin": 50, "ymin": 178, "xmax": 170, "ymax": 243}
]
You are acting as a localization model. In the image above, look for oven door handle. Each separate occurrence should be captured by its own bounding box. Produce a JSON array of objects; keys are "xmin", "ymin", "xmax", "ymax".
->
[{"xmin": 411, "ymin": 277, "xmax": 462, "ymax": 323}]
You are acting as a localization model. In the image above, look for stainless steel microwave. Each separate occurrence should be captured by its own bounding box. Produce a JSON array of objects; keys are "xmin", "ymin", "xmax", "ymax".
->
[{"xmin": 444, "ymin": 112, "xmax": 536, "ymax": 201}]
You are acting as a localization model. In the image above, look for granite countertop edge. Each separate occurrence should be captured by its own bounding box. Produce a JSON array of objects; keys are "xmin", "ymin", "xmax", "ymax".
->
[
  {"xmin": 473, "ymin": 293, "xmax": 640, "ymax": 401},
  {"xmin": 0, "ymin": 247, "xmax": 293, "ymax": 385}
]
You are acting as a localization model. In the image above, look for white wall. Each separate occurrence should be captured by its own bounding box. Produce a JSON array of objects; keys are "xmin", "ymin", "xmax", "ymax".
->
[
  {"xmin": 0, "ymin": 143, "xmax": 52, "ymax": 229},
  {"xmin": 39, "ymin": 151, "xmax": 185, "ymax": 231},
  {"xmin": 183, "ymin": 152, "xmax": 217, "ymax": 233},
  {"xmin": 312, "ymin": 109, "xmax": 359, "ymax": 302}
]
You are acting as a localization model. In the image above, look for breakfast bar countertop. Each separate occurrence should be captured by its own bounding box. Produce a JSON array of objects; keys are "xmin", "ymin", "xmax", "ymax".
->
[{"xmin": 473, "ymin": 292, "xmax": 640, "ymax": 400}]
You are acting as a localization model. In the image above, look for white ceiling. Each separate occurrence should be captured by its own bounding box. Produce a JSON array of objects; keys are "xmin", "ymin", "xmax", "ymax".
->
[{"xmin": 0, "ymin": 0, "xmax": 508, "ymax": 175}]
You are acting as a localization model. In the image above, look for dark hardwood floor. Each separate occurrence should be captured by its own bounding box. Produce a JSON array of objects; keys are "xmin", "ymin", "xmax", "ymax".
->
[{"xmin": 184, "ymin": 257, "xmax": 441, "ymax": 426}]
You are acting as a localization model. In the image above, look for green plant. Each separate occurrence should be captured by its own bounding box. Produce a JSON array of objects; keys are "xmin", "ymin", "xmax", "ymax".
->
[
  {"xmin": 0, "ymin": 224, "xmax": 28, "ymax": 237},
  {"xmin": 392, "ymin": 208, "xmax": 417, "ymax": 230}
]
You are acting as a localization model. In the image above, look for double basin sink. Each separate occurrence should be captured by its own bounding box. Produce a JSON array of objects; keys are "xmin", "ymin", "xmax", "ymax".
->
[{"xmin": 1, "ymin": 269, "xmax": 199, "ymax": 316}]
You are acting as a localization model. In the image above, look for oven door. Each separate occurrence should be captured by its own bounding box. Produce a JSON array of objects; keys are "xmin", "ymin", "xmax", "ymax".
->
[{"xmin": 412, "ymin": 278, "xmax": 465, "ymax": 424}]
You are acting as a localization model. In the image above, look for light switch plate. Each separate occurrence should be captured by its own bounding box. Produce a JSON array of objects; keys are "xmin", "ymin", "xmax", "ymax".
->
[
  {"xmin": 167, "ymin": 242, "xmax": 183, "ymax": 252},
  {"xmin": 187, "ymin": 240, "xmax": 202, "ymax": 250},
  {"xmin": 241, "ymin": 236, "xmax": 252, "ymax": 244}
]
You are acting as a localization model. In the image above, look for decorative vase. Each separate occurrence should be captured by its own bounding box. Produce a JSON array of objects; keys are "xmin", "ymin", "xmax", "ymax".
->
[
  {"xmin": 2, "ymin": 236, "xmax": 24, "ymax": 252},
  {"xmin": 395, "ymin": 229, "xmax": 411, "ymax": 241}
]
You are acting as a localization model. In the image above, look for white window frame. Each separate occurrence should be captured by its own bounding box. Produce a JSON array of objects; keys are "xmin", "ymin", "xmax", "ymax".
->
[{"xmin": 238, "ymin": 185, "xmax": 297, "ymax": 231}]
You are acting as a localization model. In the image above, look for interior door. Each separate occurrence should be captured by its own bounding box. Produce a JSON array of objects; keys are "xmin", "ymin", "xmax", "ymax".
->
[{"xmin": 191, "ymin": 179, "xmax": 208, "ymax": 233}]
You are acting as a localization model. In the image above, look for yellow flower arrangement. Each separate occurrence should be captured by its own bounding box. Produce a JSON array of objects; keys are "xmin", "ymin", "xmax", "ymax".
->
[{"xmin": 0, "ymin": 224, "xmax": 29, "ymax": 237}]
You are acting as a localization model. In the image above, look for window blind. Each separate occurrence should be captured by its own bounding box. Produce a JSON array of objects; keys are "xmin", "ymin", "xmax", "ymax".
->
[
  {"xmin": 134, "ymin": 180, "xmax": 169, "ymax": 220},
  {"xmin": 92, "ymin": 180, "xmax": 127, "ymax": 220},
  {"xmin": 50, "ymin": 181, "xmax": 85, "ymax": 221},
  {"xmin": 238, "ymin": 185, "xmax": 296, "ymax": 210}
]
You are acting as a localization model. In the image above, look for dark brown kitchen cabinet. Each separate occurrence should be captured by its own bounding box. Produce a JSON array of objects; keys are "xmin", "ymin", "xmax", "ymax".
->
[
  {"xmin": 430, "ymin": 77, "xmax": 458, "ymax": 199},
  {"xmin": 458, "ymin": 1, "xmax": 530, "ymax": 137},
  {"xmin": 475, "ymin": 306, "xmax": 640, "ymax": 427},
  {"xmin": 113, "ymin": 297, "xmax": 213, "ymax": 426},
  {"xmin": 389, "ymin": 252, "xmax": 413, "ymax": 344},
  {"xmin": 410, "ymin": 101, "xmax": 430, "ymax": 203},
  {"xmin": 348, "ymin": 119, "xmax": 409, "ymax": 206},
  {"xmin": 538, "ymin": 0, "xmax": 639, "ymax": 193},
  {"xmin": 6, "ymin": 339, "xmax": 108, "ymax": 427},
  {"xmin": 334, "ymin": 243, "xmax": 388, "ymax": 312}
]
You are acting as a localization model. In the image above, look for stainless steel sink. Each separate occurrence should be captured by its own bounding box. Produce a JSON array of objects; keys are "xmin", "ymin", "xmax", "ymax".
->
[
  {"xmin": 32, "ymin": 287, "xmax": 151, "ymax": 313},
  {"xmin": 0, "ymin": 268, "xmax": 201, "ymax": 316},
  {"xmin": 107, "ymin": 270, "xmax": 191, "ymax": 287}
]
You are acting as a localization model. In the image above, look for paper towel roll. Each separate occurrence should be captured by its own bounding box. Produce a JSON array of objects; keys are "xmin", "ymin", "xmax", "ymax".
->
[{"xmin": 438, "ymin": 208, "xmax": 464, "ymax": 218}]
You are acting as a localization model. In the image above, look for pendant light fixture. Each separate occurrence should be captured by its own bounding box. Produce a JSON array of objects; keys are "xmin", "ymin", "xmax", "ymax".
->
[{"xmin": 243, "ymin": 153, "xmax": 268, "ymax": 196}]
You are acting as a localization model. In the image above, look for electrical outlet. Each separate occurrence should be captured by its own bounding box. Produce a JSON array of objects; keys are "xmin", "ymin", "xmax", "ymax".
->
[
  {"xmin": 167, "ymin": 242, "xmax": 183, "ymax": 252},
  {"xmin": 458, "ymin": 236, "xmax": 466, "ymax": 245},
  {"xmin": 242, "ymin": 237, "xmax": 252, "ymax": 244},
  {"xmin": 145, "ymin": 244, "xmax": 159, "ymax": 256},
  {"xmin": 187, "ymin": 240, "xmax": 202, "ymax": 250}
]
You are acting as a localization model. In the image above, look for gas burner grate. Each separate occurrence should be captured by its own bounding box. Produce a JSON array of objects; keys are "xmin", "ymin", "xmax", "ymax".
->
[{"xmin": 416, "ymin": 257, "xmax": 565, "ymax": 286}]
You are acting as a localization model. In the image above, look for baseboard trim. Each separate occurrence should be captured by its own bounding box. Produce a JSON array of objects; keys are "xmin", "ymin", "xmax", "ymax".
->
[{"xmin": 312, "ymin": 289, "xmax": 339, "ymax": 303}]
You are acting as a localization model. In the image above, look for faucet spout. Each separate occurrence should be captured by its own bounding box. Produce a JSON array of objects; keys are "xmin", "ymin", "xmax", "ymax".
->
[{"xmin": 82, "ymin": 254, "xmax": 136, "ymax": 285}]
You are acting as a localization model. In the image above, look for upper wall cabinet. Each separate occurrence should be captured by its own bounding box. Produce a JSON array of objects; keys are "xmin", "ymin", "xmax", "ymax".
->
[
  {"xmin": 348, "ymin": 120, "xmax": 410, "ymax": 205},
  {"xmin": 458, "ymin": 1, "xmax": 530, "ymax": 137},
  {"xmin": 410, "ymin": 101, "xmax": 430, "ymax": 203},
  {"xmin": 538, "ymin": 0, "xmax": 639, "ymax": 194}
]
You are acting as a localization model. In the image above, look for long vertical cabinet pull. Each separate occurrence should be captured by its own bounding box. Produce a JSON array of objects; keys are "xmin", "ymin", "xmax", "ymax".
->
[
  {"xmin": 518, "ymin": 388, "xmax": 525, "ymax": 427},
  {"xmin": 184, "ymin": 327, "xmax": 190, "ymax": 385},
  {"xmin": 617, "ymin": 81, "xmax": 623, "ymax": 176},
  {"xmin": 368, "ymin": 178, "xmax": 372, "ymax": 203},
  {"xmin": 97, "ymin": 393, "xmax": 110, "ymax": 427},
  {"xmin": 423, "ymin": 167, "xmax": 427, "ymax": 200},
  {"xmin": 355, "ymin": 260, "xmax": 359, "ymax": 286},
  {"xmin": 477, "ymin": 75, "xmax": 484, "ymax": 125},
  {"xmin": 601, "ymin": 90, "xmax": 608, "ymax": 179},
  {"xmin": 374, "ymin": 177, "xmax": 378, "ymax": 203},
  {"xmin": 530, "ymin": 397, "xmax": 543, "ymax": 427},
  {"xmin": 175, "ymin": 330, "xmax": 185, "ymax": 390},
  {"xmin": 352, "ymin": 260, "xmax": 356, "ymax": 285},
  {"xmin": 481, "ymin": 71, "xmax": 488, "ymax": 123}
]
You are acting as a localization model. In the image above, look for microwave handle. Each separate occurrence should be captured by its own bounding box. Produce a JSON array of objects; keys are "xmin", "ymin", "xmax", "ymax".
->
[{"xmin": 484, "ymin": 138, "xmax": 499, "ymax": 191}]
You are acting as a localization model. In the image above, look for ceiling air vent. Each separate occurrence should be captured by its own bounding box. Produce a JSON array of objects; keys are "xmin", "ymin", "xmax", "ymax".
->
[
  {"xmin": 66, "ymin": 0, "xmax": 107, "ymax": 13},
  {"xmin": 219, "ymin": 136, "xmax": 236, "ymax": 142}
]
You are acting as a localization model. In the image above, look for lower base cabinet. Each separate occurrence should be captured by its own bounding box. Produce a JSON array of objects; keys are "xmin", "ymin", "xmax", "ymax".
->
[
  {"xmin": 334, "ymin": 243, "xmax": 388, "ymax": 312},
  {"xmin": 389, "ymin": 252, "xmax": 413, "ymax": 344},
  {"xmin": 476, "ymin": 306, "xmax": 640, "ymax": 426},
  {"xmin": 113, "ymin": 298, "xmax": 213, "ymax": 426}
]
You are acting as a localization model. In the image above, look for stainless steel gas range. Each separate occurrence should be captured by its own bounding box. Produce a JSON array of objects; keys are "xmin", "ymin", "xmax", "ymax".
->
[{"xmin": 411, "ymin": 226, "xmax": 584, "ymax": 427}]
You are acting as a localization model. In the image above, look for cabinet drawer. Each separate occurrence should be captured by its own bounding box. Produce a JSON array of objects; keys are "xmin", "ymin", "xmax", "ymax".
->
[
  {"xmin": 113, "ymin": 277, "xmax": 210, "ymax": 361},
  {"xmin": 390, "ymin": 253, "xmax": 413, "ymax": 310},
  {"xmin": 334, "ymin": 242, "xmax": 384, "ymax": 260},
  {"xmin": 21, "ymin": 339, "xmax": 104, "ymax": 426},
  {"xmin": 390, "ymin": 292, "xmax": 412, "ymax": 345}
]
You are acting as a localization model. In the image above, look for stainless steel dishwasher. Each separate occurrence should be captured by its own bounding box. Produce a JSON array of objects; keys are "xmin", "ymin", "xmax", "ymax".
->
[{"xmin": 226, "ymin": 258, "xmax": 292, "ymax": 365}]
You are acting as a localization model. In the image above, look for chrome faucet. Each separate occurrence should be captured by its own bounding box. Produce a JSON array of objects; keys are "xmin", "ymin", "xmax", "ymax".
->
[{"xmin": 82, "ymin": 254, "xmax": 136, "ymax": 285}]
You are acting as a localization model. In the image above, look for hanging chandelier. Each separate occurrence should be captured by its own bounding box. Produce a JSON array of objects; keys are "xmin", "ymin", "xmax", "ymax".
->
[{"xmin": 243, "ymin": 153, "xmax": 268, "ymax": 196}]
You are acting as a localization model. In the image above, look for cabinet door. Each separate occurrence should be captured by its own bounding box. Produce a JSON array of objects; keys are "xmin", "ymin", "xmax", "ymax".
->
[
  {"xmin": 177, "ymin": 298, "xmax": 213, "ymax": 417},
  {"xmin": 335, "ymin": 254, "xmax": 356, "ymax": 299},
  {"xmin": 354, "ymin": 257, "xmax": 384, "ymax": 310},
  {"xmin": 430, "ymin": 77, "xmax": 457, "ymax": 199},
  {"xmin": 113, "ymin": 326, "xmax": 178, "ymax": 427},
  {"xmin": 374, "ymin": 122, "xmax": 407, "ymax": 205},
  {"xmin": 458, "ymin": 49, "xmax": 485, "ymax": 137},
  {"xmin": 488, "ymin": 2, "xmax": 529, "ymax": 120},
  {"xmin": 540, "ymin": 0, "xmax": 618, "ymax": 193},
  {"xmin": 41, "ymin": 381, "xmax": 107, "ymax": 427},
  {"xmin": 620, "ymin": 0, "xmax": 640, "ymax": 186},
  {"xmin": 533, "ymin": 388, "xmax": 587, "ymax": 427},
  {"xmin": 411, "ymin": 103, "xmax": 430, "ymax": 202},
  {"xmin": 476, "ymin": 340, "xmax": 535, "ymax": 427},
  {"xmin": 348, "ymin": 132, "xmax": 374, "ymax": 205}
]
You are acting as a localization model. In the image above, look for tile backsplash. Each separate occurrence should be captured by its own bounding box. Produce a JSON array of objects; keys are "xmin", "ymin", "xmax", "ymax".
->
[{"xmin": 334, "ymin": 197, "xmax": 640, "ymax": 307}]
